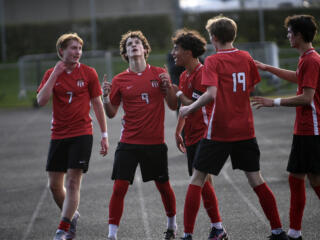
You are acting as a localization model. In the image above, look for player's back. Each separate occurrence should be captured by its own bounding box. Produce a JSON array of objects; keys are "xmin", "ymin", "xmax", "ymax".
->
[{"xmin": 202, "ymin": 48, "xmax": 260, "ymax": 141}]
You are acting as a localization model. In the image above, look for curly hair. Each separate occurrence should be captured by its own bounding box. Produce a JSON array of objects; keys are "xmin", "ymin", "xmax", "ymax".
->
[
  {"xmin": 56, "ymin": 33, "xmax": 83, "ymax": 59},
  {"xmin": 284, "ymin": 15, "xmax": 318, "ymax": 43},
  {"xmin": 172, "ymin": 29, "xmax": 207, "ymax": 58},
  {"xmin": 119, "ymin": 31, "xmax": 151, "ymax": 62},
  {"xmin": 206, "ymin": 15, "xmax": 237, "ymax": 44}
]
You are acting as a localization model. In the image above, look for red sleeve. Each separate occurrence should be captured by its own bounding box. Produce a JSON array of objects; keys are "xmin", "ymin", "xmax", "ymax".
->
[
  {"xmin": 87, "ymin": 68, "xmax": 102, "ymax": 99},
  {"xmin": 249, "ymin": 58, "xmax": 261, "ymax": 92},
  {"xmin": 178, "ymin": 71, "xmax": 186, "ymax": 90},
  {"xmin": 201, "ymin": 57, "xmax": 218, "ymax": 87},
  {"xmin": 299, "ymin": 58, "xmax": 320, "ymax": 89},
  {"xmin": 109, "ymin": 76, "xmax": 121, "ymax": 106},
  {"xmin": 37, "ymin": 69, "xmax": 52, "ymax": 93}
]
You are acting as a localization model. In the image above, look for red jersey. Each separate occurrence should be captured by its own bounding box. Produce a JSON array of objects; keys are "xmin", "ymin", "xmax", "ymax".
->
[
  {"xmin": 179, "ymin": 64, "xmax": 213, "ymax": 146},
  {"xmin": 37, "ymin": 63, "xmax": 102, "ymax": 139},
  {"xmin": 202, "ymin": 48, "xmax": 260, "ymax": 142},
  {"xmin": 294, "ymin": 48, "xmax": 320, "ymax": 135},
  {"xmin": 110, "ymin": 64, "xmax": 167, "ymax": 145}
]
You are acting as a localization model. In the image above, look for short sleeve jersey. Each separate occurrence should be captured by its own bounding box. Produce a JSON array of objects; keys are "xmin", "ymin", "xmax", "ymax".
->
[
  {"xmin": 110, "ymin": 64, "xmax": 166, "ymax": 144},
  {"xmin": 37, "ymin": 63, "xmax": 102, "ymax": 139},
  {"xmin": 179, "ymin": 64, "xmax": 213, "ymax": 146},
  {"xmin": 295, "ymin": 48, "xmax": 320, "ymax": 135},
  {"xmin": 202, "ymin": 48, "xmax": 260, "ymax": 142}
]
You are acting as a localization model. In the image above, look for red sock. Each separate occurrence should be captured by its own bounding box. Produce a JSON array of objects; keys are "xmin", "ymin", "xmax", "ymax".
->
[
  {"xmin": 254, "ymin": 182, "xmax": 282, "ymax": 229},
  {"xmin": 108, "ymin": 180, "xmax": 129, "ymax": 226},
  {"xmin": 312, "ymin": 185, "xmax": 320, "ymax": 199},
  {"xmin": 289, "ymin": 175, "xmax": 306, "ymax": 230},
  {"xmin": 184, "ymin": 184, "xmax": 202, "ymax": 234},
  {"xmin": 58, "ymin": 219, "xmax": 71, "ymax": 232},
  {"xmin": 155, "ymin": 181, "xmax": 176, "ymax": 217},
  {"xmin": 201, "ymin": 180, "xmax": 221, "ymax": 223}
]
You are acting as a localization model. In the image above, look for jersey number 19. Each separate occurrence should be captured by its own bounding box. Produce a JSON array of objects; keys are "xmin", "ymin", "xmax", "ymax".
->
[{"xmin": 232, "ymin": 72, "xmax": 246, "ymax": 92}]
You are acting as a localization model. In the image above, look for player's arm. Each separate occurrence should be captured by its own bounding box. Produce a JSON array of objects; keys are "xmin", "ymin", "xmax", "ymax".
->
[
  {"xmin": 180, "ymin": 86, "xmax": 216, "ymax": 117},
  {"xmin": 252, "ymin": 87, "xmax": 315, "ymax": 108},
  {"xmin": 37, "ymin": 61, "xmax": 66, "ymax": 106},
  {"xmin": 91, "ymin": 96, "xmax": 109, "ymax": 156},
  {"xmin": 101, "ymin": 74, "xmax": 119, "ymax": 118},
  {"xmin": 254, "ymin": 60, "xmax": 297, "ymax": 83},
  {"xmin": 159, "ymin": 71, "xmax": 178, "ymax": 110},
  {"xmin": 175, "ymin": 115, "xmax": 186, "ymax": 153}
]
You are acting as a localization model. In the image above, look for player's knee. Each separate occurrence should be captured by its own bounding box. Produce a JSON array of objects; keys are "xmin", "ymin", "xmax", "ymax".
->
[
  {"xmin": 65, "ymin": 178, "xmax": 80, "ymax": 192},
  {"xmin": 307, "ymin": 173, "xmax": 320, "ymax": 187},
  {"xmin": 112, "ymin": 180, "xmax": 129, "ymax": 197},
  {"xmin": 48, "ymin": 182, "xmax": 63, "ymax": 194}
]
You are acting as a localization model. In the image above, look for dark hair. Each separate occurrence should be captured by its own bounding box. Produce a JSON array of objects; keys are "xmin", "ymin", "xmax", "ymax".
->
[
  {"xmin": 284, "ymin": 15, "xmax": 318, "ymax": 43},
  {"xmin": 172, "ymin": 29, "xmax": 207, "ymax": 58},
  {"xmin": 119, "ymin": 30, "xmax": 151, "ymax": 62},
  {"xmin": 206, "ymin": 15, "xmax": 237, "ymax": 44}
]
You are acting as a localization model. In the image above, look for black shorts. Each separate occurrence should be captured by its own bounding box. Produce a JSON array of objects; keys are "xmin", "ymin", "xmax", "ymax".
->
[
  {"xmin": 194, "ymin": 138, "xmax": 260, "ymax": 175},
  {"xmin": 186, "ymin": 141, "xmax": 201, "ymax": 176},
  {"xmin": 287, "ymin": 135, "xmax": 320, "ymax": 174},
  {"xmin": 46, "ymin": 135, "xmax": 93, "ymax": 173},
  {"xmin": 111, "ymin": 142, "xmax": 169, "ymax": 184}
]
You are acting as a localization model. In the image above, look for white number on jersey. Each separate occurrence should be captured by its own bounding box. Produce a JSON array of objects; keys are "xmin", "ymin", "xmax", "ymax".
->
[
  {"xmin": 141, "ymin": 93, "xmax": 149, "ymax": 104},
  {"xmin": 67, "ymin": 91, "xmax": 73, "ymax": 103},
  {"xmin": 232, "ymin": 72, "xmax": 246, "ymax": 92}
]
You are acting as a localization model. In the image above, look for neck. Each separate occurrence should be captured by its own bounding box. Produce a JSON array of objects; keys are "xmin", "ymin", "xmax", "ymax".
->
[
  {"xmin": 129, "ymin": 57, "xmax": 147, "ymax": 73},
  {"xmin": 185, "ymin": 58, "xmax": 200, "ymax": 74},
  {"xmin": 65, "ymin": 62, "xmax": 78, "ymax": 72},
  {"xmin": 297, "ymin": 42, "xmax": 313, "ymax": 56},
  {"xmin": 216, "ymin": 42, "xmax": 234, "ymax": 51}
]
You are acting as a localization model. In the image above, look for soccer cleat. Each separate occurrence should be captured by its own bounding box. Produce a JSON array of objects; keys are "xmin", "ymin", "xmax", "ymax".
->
[
  {"xmin": 66, "ymin": 211, "xmax": 80, "ymax": 240},
  {"xmin": 180, "ymin": 235, "xmax": 192, "ymax": 240},
  {"xmin": 164, "ymin": 229, "xmax": 176, "ymax": 239},
  {"xmin": 208, "ymin": 227, "xmax": 228, "ymax": 240},
  {"xmin": 288, "ymin": 237, "xmax": 302, "ymax": 240},
  {"xmin": 268, "ymin": 231, "xmax": 289, "ymax": 240},
  {"xmin": 53, "ymin": 229, "xmax": 67, "ymax": 240}
]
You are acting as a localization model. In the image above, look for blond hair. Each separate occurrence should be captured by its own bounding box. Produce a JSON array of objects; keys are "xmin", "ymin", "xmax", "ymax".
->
[
  {"xmin": 206, "ymin": 15, "xmax": 237, "ymax": 44},
  {"xmin": 56, "ymin": 33, "xmax": 83, "ymax": 59}
]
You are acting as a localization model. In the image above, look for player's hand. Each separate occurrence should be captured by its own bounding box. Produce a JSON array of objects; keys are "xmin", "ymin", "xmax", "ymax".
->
[
  {"xmin": 179, "ymin": 105, "xmax": 191, "ymax": 118},
  {"xmin": 251, "ymin": 96, "xmax": 274, "ymax": 109},
  {"xmin": 175, "ymin": 132, "xmax": 186, "ymax": 153},
  {"xmin": 159, "ymin": 65, "xmax": 172, "ymax": 94},
  {"xmin": 172, "ymin": 84, "xmax": 179, "ymax": 94},
  {"xmin": 53, "ymin": 61, "xmax": 67, "ymax": 76},
  {"xmin": 100, "ymin": 137, "xmax": 109, "ymax": 156},
  {"xmin": 102, "ymin": 74, "xmax": 112, "ymax": 97},
  {"xmin": 254, "ymin": 60, "xmax": 268, "ymax": 71}
]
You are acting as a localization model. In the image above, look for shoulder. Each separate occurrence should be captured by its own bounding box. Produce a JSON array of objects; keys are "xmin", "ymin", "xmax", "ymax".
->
[
  {"xmin": 149, "ymin": 65, "xmax": 165, "ymax": 74},
  {"xmin": 80, "ymin": 63, "xmax": 96, "ymax": 74}
]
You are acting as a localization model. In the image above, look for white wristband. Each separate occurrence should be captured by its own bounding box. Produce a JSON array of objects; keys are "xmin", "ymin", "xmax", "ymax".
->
[
  {"xmin": 101, "ymin": 132, "xmax": 108, "ymax": 138},
  {"xmin": 176, "ymin": 90, "xmax": 183, "ymax": 98},
  {"xmin": 103, "ymin": 96, "xmax": 110, "ymax": 104},
  {"xmin": 273, "ymin": 98, "xmax": 281, "ymax": 107}
]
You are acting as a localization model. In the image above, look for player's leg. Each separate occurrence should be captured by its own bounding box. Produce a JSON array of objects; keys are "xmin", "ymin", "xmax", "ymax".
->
[
  {"xmin": 108, "ymin": 143, "xmax": 138, "ymax": 240},
  {"xmin": 48, "ymin": 172, "xmax": 66, "ymax": 210},
  {"xmin": 307, "ymin": 173, "xmax": 320, "ymax": 199}
]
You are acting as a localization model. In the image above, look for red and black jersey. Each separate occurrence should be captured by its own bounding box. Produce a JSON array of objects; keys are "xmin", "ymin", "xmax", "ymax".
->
[
  {"xmin": 179, "ymin": 64, "xmax": 212, "ymax": 146},
  {"xmin": 202, "ymin": 48, "xmax": 260, "ymax": 141},
  {"xmin": 110, "ymin": 64, "xmax": 167, "ymax": 144},
  {"xmin": 295, "ymin": 48, "xmax": 320, "ymax": 135},
  {"xmin": 37, "ymin": 63, "xmax": 102, "ymax": 139}
]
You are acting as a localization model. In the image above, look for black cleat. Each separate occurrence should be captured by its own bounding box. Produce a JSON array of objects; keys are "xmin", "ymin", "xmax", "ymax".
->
[
  {"xmin": 268, "ymin": 231, "xmax": 289, "ymax": 240},
  {"xmin": 208, "ymin": 227, "xmax": 228, "ymax": 240},
  {"xmin": 164, "ymin": 229, "xmax": 176, "ymax": 240}
]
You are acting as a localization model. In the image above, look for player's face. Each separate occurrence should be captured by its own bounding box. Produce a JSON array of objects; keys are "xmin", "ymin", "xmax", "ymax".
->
[
  {"xmin": 171, "ymin": 44, "xmax": 188, "ymax": 67},
  {"xmin": 125, "ymin": 37, "xmax": 146, "ymax": 60},
  {"xmin": 287, "ymin": 27, "xmax": 299, "ymax": 48},
  {"xmin": 61, "ymin": 40, "xmax": 82, "ymax": 64}
]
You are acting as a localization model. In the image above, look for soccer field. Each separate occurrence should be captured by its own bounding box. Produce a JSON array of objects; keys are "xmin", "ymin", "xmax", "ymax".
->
[{"xmin": 0, "ymin": 106, "xmax": 319, "ymax": 240}]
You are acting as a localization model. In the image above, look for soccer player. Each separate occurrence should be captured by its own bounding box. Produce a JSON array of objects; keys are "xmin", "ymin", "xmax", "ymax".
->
[
  {"xmin": 179, "ymin": 16, "xmax": 288, "ymax": 240},
  {"xmin": 252, "ymin": 15, "xmax": 320, "ymax": 240},
  {"xmin": 102, "ymin": 30, "xmax": 178, "ymax": 240},
  {"xmin": 37, "ymin": 33, "xmax": 109, "ymax": 240},
  {"xmin": 171, "ymin": 29, "xmax": 226, "ymax": 239}
]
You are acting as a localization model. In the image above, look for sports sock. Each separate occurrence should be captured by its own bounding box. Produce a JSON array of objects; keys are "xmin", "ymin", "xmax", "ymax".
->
[
  {"xmin": 58, "ymin": 217, "xmax": 71, "ymax": 232},
  {"xmin": 108, "ymin": 224, "xmax": 119, "ymax": 238},
  {"xmin": 184, "ymin": 184, "xmax": 202, "ymax": 234},
  {"xmin": 167, "ymin": 215, "xmax": 177, "ymax": 231},
  {"xmin": 312, "ymin": 185, "xmax": 320, "ymax": 199},
  {"xmin": 253, "ymin": 182, "xmax": 282, "ymax": 229},
  {"xmin": 211, "ymin": 222, "xmax": 223, "ymax": 230},
  {"xmin": 288, "ymin": 228, "xmax": 302, "ymax": 238},
  {"xmin": 201, "ymin": 180, "xmax": 222, "ymax": 224},
  {"xmin": 108, "ymin": 180, "xmax": 129, "ymax": 226},
  {"xmin": 155, "ymin": 181, "xmax": 177, "ymax": 218},
  {"xmin": 289, "ymin": 175, "xmax": 306, "ymax": 231}
]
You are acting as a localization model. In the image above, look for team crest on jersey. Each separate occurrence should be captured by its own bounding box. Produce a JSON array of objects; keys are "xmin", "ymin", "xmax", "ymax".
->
[
  {"xmin": 150, "ymin": 79, "xmax": 159, "ymax": 88},
  {"xmin": 77, "ymin": 79, "xmax": 85, "ymax": 87}
]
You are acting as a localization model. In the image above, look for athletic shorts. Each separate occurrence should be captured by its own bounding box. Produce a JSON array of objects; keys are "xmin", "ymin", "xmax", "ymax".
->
[
  {"xmin": 111, "ymin": 142, "xmax": 169, "ymax": 184},
  {"xmin": 194, "ymin": 138, "xmax": 260, "ymax": 175},
  {"xmin": 186, "ymin": 141, "xmax": 201, "ymax": 176},
  {"xmin": 287, "ymin": 135, "xmax": 320, "ymax": 174},
  {"xmin": 46, "ymin": 135, "xmax": 93, "ymax": 173}
]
